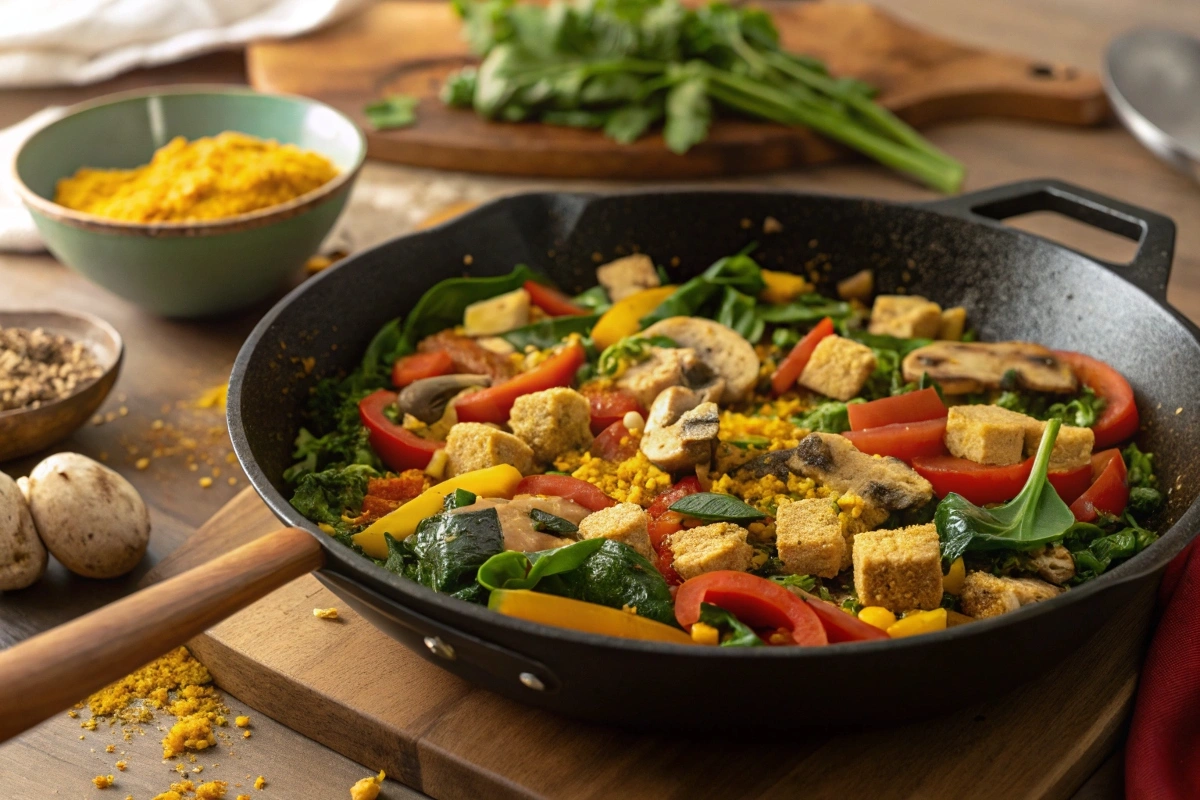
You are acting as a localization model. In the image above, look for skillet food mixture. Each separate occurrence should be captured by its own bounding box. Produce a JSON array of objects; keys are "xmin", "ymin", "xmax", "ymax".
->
[{"xmin": 286, "ymin": 251, "xmax": 1164, "ymax": 646}]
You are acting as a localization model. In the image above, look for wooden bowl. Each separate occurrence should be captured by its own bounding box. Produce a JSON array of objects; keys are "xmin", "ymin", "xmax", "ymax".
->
[{"xmin": 0, "ymin": 310, "xmax": 123, "ymax": 462}]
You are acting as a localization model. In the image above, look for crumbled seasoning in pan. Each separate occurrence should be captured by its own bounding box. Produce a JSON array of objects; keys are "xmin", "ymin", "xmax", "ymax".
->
[{"xmin": 0, "ymin": 326, "xmax": 103, "ymax": 411}]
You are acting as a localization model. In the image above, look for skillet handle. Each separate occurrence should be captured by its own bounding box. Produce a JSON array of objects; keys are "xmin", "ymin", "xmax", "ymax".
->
[{"xmin": 920, "ymin": 179, "xmax": 1176, "ymax": 301}]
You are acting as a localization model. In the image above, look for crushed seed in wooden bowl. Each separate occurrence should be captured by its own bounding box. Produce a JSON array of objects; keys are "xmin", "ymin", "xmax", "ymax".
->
[{"xmin": 0, "ymin": 326, "xmax": 103, "ymax": 412}]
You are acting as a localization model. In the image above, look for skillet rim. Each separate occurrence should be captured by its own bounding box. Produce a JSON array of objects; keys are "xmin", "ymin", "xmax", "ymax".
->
[{"xmin": 228, "ymin": 184, "xmax": 1199, "ymax": 658}]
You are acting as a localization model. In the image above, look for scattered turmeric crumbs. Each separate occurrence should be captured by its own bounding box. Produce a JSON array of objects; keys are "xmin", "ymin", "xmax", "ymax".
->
[
  {"xmin": 195, "ymin": 780, "xmax": 229, "ymax": 799},
  {"xmin": 116, "ymin": 760, "xmax": 128, "ymax": 771},
  {"xmin": 349, "ymin": 770, "xmax": 386, "ymax": 800},
  {"xmin": 93, "ymin": 774, "xmax": 115, "ymax": 789},
  {"xmin": 254, "ymin": 775, "xmax": 267, "ymax": 790},
  {"xmin": 234, "ymin": 716, "xmax": 251, "ymax": 728},
  {"xmin": 88, "ymin": 646, "xmax": 211, "ymax": 722},
  {"xmin": 54, "ymin": 133, "xmax": 338, "ymax": 223},
  {"xmin": 313, "ymin": 607, "xmax": 339, "ymax": 619},
  {"xmin": 106, "ymin": 743, "xmax": 116, "ymax": 753}
]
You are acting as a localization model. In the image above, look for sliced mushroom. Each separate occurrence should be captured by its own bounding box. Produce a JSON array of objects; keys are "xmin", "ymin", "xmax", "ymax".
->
[
  {"xmin": 901, "ymin": 341, "xmax": 1077, "ymax": 395},
  {"xmin": 397, "ymin": 374, "xmax": 490, "ymax": 424},
  {"xmin": 640, "ymin": 401, "xmax": 720, "ymax": 472},
  {"xmin": 644, "ymin": 385, "xmax": 723, "ymax": 433},
  {"xmin": 1026, "ymin": 544, "xmax": 1076, "ymax": 585},
  {"xmin": 640, "ymin": 317, "xmax": 758, "ymax": 404}
]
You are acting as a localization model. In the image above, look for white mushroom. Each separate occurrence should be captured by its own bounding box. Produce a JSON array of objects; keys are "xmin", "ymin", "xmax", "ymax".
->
[
  {"xmin": 644, "ymin": 385, "xmax": 722, "ymax": 433},
  {"xmin": 0, "ymin": 471, "xmax": 47, "ymax": 591},
  {"xmin": 23, "ymin": 453, "xmax": 151, "ymax": 579},
  {"xmin": 640, "ymin": 317, "xmax": 759, "ymax": 404},
  {"xmin": 901, "ymin": 341, "xmax": 1077, "ymax": 395},
  {"xmin": 640, "ymin": 401, "xmax": 720, "ymax": 472}
]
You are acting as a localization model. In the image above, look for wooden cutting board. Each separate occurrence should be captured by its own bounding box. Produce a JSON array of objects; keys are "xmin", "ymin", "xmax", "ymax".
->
[
  {"xmin": 146, "ymin": 488, "xmax": 1152, "ymax": 800},
  {"xmin": 245, "ymin": 1, "xmax": 1108, "ymax": 179}
]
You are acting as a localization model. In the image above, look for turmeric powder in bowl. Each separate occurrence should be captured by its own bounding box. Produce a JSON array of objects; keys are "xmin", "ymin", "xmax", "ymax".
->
[{"xmin": 54, "ymin": 132, "xmax": 338, "ymax": 223}]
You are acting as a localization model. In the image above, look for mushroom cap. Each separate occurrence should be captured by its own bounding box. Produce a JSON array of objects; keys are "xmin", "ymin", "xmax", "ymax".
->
[{"xmin": 641, "ymin": 317, "xmax": 759, "ymax": 403}]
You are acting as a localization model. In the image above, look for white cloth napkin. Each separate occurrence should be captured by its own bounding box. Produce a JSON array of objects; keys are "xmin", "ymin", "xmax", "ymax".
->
[
  {"xmin": 0, "ymin": 107, "xmax": 65, "ymax": 252},
  {"xmin": 0, "ymin": 0, "xmax": 370, "ymax": 88}
]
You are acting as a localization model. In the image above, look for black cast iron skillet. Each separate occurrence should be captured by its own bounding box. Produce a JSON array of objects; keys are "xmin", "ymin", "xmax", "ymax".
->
[{"xmin": 1, "ymin": 179, "xmax": 1195, "ymax": 738}]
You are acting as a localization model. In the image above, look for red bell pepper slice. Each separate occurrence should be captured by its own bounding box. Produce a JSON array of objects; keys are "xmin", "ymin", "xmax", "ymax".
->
[
  {"xmin": 1054, "ymin": 351, "xmax": 1139, "ymax": 449},
  {"xmin": 675, "ymin": 571, "xmax": 828, "ymax": 646},
  {"xmin": 801, "ymin": 596, "xmax": 890, "ymax": 643},
  {"xmin": 391, "ymin": 351, "xmax": 454, "ymax": 388},
  {"xmin": 647, "ymin": 475, "xmax": 702, "ymax": 519},
  {"xmin": 842, "ymin": 418, "xmax": 948, "ymax": 464},
  {"xmin": 359, "ymin": 390, "xmax": 444, "ymax": 471},
  {"xmin": 1070, "ymin": 449, "xmax": 1129, "ymax": 522},
  {"xmin": 770, "ymin": 317, "xmax": 835, "ymax": 396},
  {"xmin": 454, "ymin": 341, "xmax": 587, "ymax": 424},
  {"xmin": 523, "ymin": 280, "xmax": 589, "ymax": 316},
  {"xmin": 514, "ymin": 474, "xmax": 616, "ymax": 512},
  {"xmin": 645, "ymin": 476, "xmax": 702, "ymax": 586},
  {"xmin": 912, "ymin": 454, "xmax": 1094, "ymax": 506},
  {"xmin": 581, "ymin": 386, "xmax": 644, "ymax": 436},
  {"xmin": 590, "ymin": 421, "xmax": 638, "ymax": 462},
  {"xmin": 847, "ymin": 387, "xmax": 947, "ymax": 431}
]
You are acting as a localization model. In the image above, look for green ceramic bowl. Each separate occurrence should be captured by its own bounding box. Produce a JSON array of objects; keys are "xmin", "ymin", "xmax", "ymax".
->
[{"xmin": 12, "ymin": 86, "xmax": 365, "ymax": 318}]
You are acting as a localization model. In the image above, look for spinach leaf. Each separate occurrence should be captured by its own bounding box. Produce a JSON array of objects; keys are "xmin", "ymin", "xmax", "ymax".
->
[
  {"xmin": 996, "ymin": 386, "xmax": 1105, "ymax": 428},
  {"xmin": 664, "ymin": 74, "xmax": 711, "ymax": 154},
  {"xmin": 1123, "ymin": 443, "xmax": 1164, "ymax": 517},
  {"xmin": 535, "ymin": 539, "xmax": 676, "ymax": 625},
  {"xmin": 769, "ymin": 574, "xmax": 816, "ymax": 592},
  {"xmin": 397, "ymin": 265, "xmax": 540, "ymax": 355},
  {"xmin": 596, "ymin": 334, "xmax": 676, "ymax": 377},
  {"xmin": 289, "ymin": 464, "xmax": 378, "ymax": 527},
  {"xmin": 936, "ymin": 419, "xmax": 1076, "ymax": 566},
  {"xmin": 572, "ymin": 285, "xmax": 612, "ymax": 313},
  {"xmin": 385, "ymin": 507, "xmax": 505, "ymax": 603},
  {"xmin": 716, "ymin": 286, "xmax": 765, "ymax": 342},
  {"xmin": 772, "ymin": 326, "xmax": 800, "ymax": 350},
  {"xmin": 669, "ymin": 492, "xmax": 766, "ymax": 522},
  {"xmin": 529, "ymin": 508, "xmax": 579, "ymax": 534},
  {"xmin": 842, "ymin": 329, "xmax": 933, "ymax": 357},
  {"xmin": 698, "ymin": 603, "xmax": 765, "ymax": 647},
  {"xmin": 364, "ymin": 95, "xmax": 419, "ymax": 130},
  {"xmin": 444, "ymin": 488, "xmax": 478, "ymax": 510},
  {"xmin": 640, "ymin": 250, "xmax": 765, "ymax": 327},
  {"xmin": 791, "ymin": 399, "xmax": 863, "ymax": 434},
  {"xmin": 476, "ymin": 538, "xmax": 604, "ymax": 591},
  {"xmin": 757, "ymin": 294, "xmax": 851, "ymax": 324},
  {"xmin": 605, "ymin": 103, "xmax": 664, "ymax": 143},
  {"xmin": 501, "ymin": 312, "xmax": 601, "ymax": 350}
]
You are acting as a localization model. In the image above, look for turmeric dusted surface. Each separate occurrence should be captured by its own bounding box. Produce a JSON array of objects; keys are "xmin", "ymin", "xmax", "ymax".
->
[{"xmin": 54, "ymin": 132, "xmax": 338, "ymax": 223}]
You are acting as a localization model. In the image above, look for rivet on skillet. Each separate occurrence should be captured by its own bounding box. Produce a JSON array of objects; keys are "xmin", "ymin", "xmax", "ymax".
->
[
  {"xmin": 519, "ymin": 672, "xmax": 546, "ymax": 691},
  {"xmin": 423, "ymin": 636, "xmax": 456, "ymax": 660}
]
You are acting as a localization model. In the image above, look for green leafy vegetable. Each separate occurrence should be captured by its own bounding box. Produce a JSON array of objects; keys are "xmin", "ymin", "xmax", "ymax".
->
[
  {"xmin": 289, "ymin": 464, "xmax": 378, "ymax": 528},
  {"xmin": 529, "ymin": 508, "xmax": 579, "ymax": 534},
  {"xmin": 444, "ymin": 488, "xmax": 478, "ymax": 510},
  {"xmin": 757, "ymin": 294, "xmax": 851, "ymax": 324},
  {"xmin": 1123, "ymin": 443, "xmax": 1164, "ymax": 517},
  {"xmin": 995, "ymin": 386, "xmax": 1105, "ymax": 428},
  {"xmin": 669, "ymin": 492, "xmax": 766, "ymax": 522},
  {"xmin": 533, "ymin": 540, "xmax": 676, "ymax": 625},
  {"xmin": 364, "ymin": 95, "xmax": 420, "ymax": 129},
  {"xmin": 383, "ymin": 508, "xmax": 505, "ymax": 603},
  {"xmin": 501, "ymin": 313, "xmax": 601, "ymax": 350},
  {"xmin": 791, "ymin": 399, "xmax": 864, "ymax": 434},
  {"xmin": 716, "ymin": 286, "xmax": 765, "ymax": 342},
  {"xmin": 842, "ymin": 329, "xmax": 933, "ymax": 357},
  {"xmin": 697, "ymin": 603, "xmax": 764, "ymax": 647},
  {"xmin": 769, "ymin": 574, "xmax": 817, "ymax": 592},
  {"xmin": 936, "ymin": 419, "xmax": 1076, "ymax": 566},
  {"xmin": 476, "ymin": 538, "xmax": 605, "ymax": 591},
  {"xmin": 640, "ymin": 250, "xmax": 765, "ymax": 328},
  {"xmin": 572, "ymin": 285, "xmax": 612, "ymax": 313},
  {"xmin": 396, "ymin": 265, "xmax": 540, "ymax": 355},
  {"xmin": 1062, "ymin": 514, "xmax": 1158, "ymax": 584},
  {"xmin": 596, "ymin": 334, "xmax": 676, "ymax": 377},
  {"xmin": 727, "ymin": 435, "xmax": 770, "ymax": 450}
]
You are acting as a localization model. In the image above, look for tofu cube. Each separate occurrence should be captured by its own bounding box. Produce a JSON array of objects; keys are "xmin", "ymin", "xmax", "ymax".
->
[
  {"xmin": 945, "ymin": 404, "xmax": 1029, "ymax": 466},
  {"xmin": 508, "ymin": 387, "xmax": 593, "ymax": 464},
  {"xmin": 868, "ymin": 295, "xmax": 943, "ymax": 339},
  {"xmin": 445, "ymin": 422, "xmax": 534, "ymax": 477},
  {"xmin": 852, "ymin": 524, "xmax": 943, "ymax": 613},
  {"xmin": 668, "ymin": 522, "xmax": 753, "ymax": 581},
  {"xmin": 960, "ymin": 571, "xmax": 1061, "ymax": 619},
  {"xmin": 463, "ymin": 287, "xmax": 530, "ymax": 336},
  {"xmin": 938, "ymin": 307, "xmax": 967, "ymax": 340},
  {"xmin": 596, "ymin": 254, "xmax": 660, "ymax": 301},
  {"xmin": 577, "ymin": 502, "xmax": 653, "ymax": 560},
  {"xmin": 775, "ymin": 498, "xmax": 846, "ymax": 578},
  {"xmin": 1023, "ymin": 420, "xmax": 1094, "ymax": 471},
  {"xmin": 798, "ymin": 335, "xmax": 877, "ymax": 401}
]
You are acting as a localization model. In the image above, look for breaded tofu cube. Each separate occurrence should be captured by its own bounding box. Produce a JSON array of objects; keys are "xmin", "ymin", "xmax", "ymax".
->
[
  {"xmin": 445, "ymin": 422, "xmax": 534, "ymax": 477},
  {"xmin": 960, "ymin": 571, "xmax": 1062, "ymax": 618},
  {"xmin": 775, "ymin": 498, "xmax": 846, "ymax": 578},
  {"xmin": 615, "ymin": 346, "xmax": 700, "ymax": 407},
  {"xmin": 938, "ymin": 306, "xmax": 967, "ymax": 341},
  {"xmin": 508, "ymin": 387, "xmax": 593, "ymax": 464},
  {"xmin": 596, "ymin": 254, "xmax": 660, "ymax": 302},
  {"xmin": 852, "ymin": 524, "xmax": 943, "ymax": 613},
  {"xmin": 869, "ymin": 295, "xmax": 943, "ymax": 339},
  {"xmin": 945, "ymin": 404, "xmax": 1029, "ymax": 466},
  {"xmin": 667, "ymin": 522, "xmax": 753, "ymax": 581},
  {"xmin": 798, "ymin": 335, "xmax": 876, "ymax": 401},
  {"xmin": 577, "ymin": 502, "xmax": 653, "ymax": 560},
  {"xmin": 1023, "ymin": 419, "xmax": 1094, "ymax": 471}
]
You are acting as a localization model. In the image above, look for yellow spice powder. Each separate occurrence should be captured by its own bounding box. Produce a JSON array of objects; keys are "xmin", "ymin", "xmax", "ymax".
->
[
  {"xmin": 350, "ymin": 770, "xmax": 386, "ymax": 800},
  {"xmin": 54, "ymin": 132, "xmax": 338, "ymax": 223}
]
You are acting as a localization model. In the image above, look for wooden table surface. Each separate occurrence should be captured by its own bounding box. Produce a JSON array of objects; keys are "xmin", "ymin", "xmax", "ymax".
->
[{"xmin": 1, "ymin": 0, "xmax": 1198, "ymax": 797}]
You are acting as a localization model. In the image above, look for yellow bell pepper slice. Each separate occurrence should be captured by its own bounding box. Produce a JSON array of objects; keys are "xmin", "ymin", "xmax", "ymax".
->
[
  {"xmin": 489, "ymin": 589, "xmax": 694, "ymax": 645},
  {"xmin": 690, "ymin": 622, "xmax": 720, "ymax": 646},
  {"xmin": 590, "ymin": 285, "xmax": 677, "ymax": 349},
  {"xmin": 758, "ymin": 269, "xmax": 813, "ymax": 305},
  {"xmin": 352, "ymin": 464, "xmax": 523, "ymax": 558},
  {"xmin": 942, "ymin": 556, "xmax": 966, "ymax": 595},
  {"xmin": 857, "ymin": 606, "xmax": 897, "ymax": 631},
  {"xmin": 886, "ymin": 608, "xmax": 948, "ymax": 639}
]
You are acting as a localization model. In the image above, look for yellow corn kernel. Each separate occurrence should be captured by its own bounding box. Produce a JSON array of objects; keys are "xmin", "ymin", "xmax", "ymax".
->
[
  {"xmin": 943, "ymin": 557, "xmax": 966, "ymax": 595},
  {"xmin": 758, "ymin": 269, "xmax": 813, "ymax": 304},
  {"xmin": 691, "ymin": 622, "xmax": 720, "ymax": 646},
  {"xmin": 886, "ymin": 608, "xmax": 948, "ymax": 639},
  {"xmin": 857, "ymin": 606, "xmax": 896, "ymax": 631}
]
